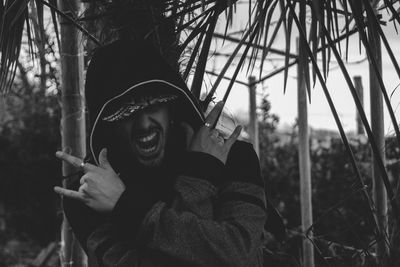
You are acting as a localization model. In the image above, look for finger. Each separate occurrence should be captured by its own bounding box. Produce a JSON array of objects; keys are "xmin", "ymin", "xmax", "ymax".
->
[
  {"xmin": 54, "ymin": 186, "xmax": 85, "ymax": 202},
  {"xmin": 79, "ymin": 173, "xmax": 91, "ymax": 185},
  {"xmin": 180, "ymin": 122, "xmax": 194, "ymax": 149},
  {"xmin": 205, "ymin": 101, "xmax": 224, "ymax": 128},
  {"xmin": 98, "ymin": 148, "xmax": 112, "ymax": 170},
  {"xmin": 210, "ymin": 129, "xmax": 220, "ymax": 138},
  {"xmin": 55, "ymin": 151, "xmax": 83, "ymax": 168},
  {"xmin": 215, "ymin": 136, "xmax": 225, "ymax": 146},
  {"xmin": 224, "ymin": 125, "xmax": 242, "ymax": 149},
  {"xmin": 79, "ymin": 183, "xmax": 89, "ymax": 194},
  {"xmin": 63, "ymin": 147, "xmax": 72, "ymax": 154}
]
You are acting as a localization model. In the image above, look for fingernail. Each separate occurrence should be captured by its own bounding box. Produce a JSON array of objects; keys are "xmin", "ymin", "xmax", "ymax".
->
[{"xmin": 55, "ymin": 151, "xmax": 62, "ymax": 157}]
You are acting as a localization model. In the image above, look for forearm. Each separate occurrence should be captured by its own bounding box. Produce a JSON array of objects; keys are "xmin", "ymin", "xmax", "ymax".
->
[
  {"xmin": 110, "ymin": 151, "xmax": 223, "ymax": 239},
  {"xmin": 137, "ymin": 141, "xmax": 267, "ymax": 267},
  {"xmin": 138, "ymin": 181, "xmax": 267, "ymax": 267},
  {"xmin": 86, "ymin": 223, "xmax": 140, "ymax": 267}
]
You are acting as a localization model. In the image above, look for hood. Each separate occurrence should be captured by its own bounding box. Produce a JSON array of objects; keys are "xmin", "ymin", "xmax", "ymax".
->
[{"xmin": 85, "ymin": 39, "xmax": 205, "ymax": 165}]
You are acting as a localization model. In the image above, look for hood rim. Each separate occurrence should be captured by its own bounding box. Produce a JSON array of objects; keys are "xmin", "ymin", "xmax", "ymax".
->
[{"xmin": 89, "ymin": 79, "xmax": 205, "ymax": 165}]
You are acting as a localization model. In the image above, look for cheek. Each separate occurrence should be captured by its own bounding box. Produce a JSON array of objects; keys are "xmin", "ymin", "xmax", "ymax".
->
[{"xmin": 112, "ymin": 121, "xmax": 133, "ymax": 143}]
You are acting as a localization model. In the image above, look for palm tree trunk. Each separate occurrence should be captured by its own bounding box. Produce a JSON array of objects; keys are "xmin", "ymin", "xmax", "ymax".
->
[{"xmin": 57, "ymin": 0, "xmax": 87, "ymax": 266}]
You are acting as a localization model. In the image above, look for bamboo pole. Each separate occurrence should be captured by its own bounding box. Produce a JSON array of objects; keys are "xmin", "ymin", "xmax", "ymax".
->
[
  {"xmin": 57, "ymin": 0, "xmax": 87, "ymax": 266},
  {"xmin": 248, "ymin": 76, "xmax": 259, "ymax": 156},
  {"xmin": 297, "ymin": 38, "xmax": 315, "ymax": 267},
  {"xmin": 368, "ymin": 6, "xmax": 389, "ymax": 264},
  {"xmin": 353, "ymin": 76, "xmax": 365, "ymax": 135}
]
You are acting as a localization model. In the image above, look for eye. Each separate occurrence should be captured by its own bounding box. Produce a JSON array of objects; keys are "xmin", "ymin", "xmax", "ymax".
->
[{"xmin": 145, "ymin": 103, "xmax": 165, "ymax": 113}]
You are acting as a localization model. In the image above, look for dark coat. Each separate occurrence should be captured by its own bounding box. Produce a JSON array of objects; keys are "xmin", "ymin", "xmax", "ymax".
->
[{"xmin": 63, "ymin": 39, "xmax": 268, "ymax": 267}]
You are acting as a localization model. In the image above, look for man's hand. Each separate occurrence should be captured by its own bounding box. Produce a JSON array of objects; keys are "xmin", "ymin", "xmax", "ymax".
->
[
  {"xmin": 54, "ymin": 148, "xmax": 125, "ymax": 213},
  {"xmin": 183, "ymin": 101, "xmax": 242, "ymax": 164}
]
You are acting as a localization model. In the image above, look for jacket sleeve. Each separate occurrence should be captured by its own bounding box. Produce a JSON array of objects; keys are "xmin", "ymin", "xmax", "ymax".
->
[
  {"xmin": 63, "ymin": 178, "xmax": 109, "ymax": 254},
  {"xmin": 86, "ymin": 141, "xmax": 267, "ymax": 267},
  {"xmin": 137, "ymin": 141, "xmax": 267, "ymax": 267}
]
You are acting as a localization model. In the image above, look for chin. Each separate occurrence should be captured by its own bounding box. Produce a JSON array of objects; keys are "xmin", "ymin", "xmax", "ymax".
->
[{"xmin": 136, "ymin": 151, "xmax": 165, "ymax": 168}]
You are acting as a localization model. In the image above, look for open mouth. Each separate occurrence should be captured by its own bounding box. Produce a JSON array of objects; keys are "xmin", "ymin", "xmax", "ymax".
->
[{"xmin": 134, "ymin": 130, "xmax": 161, "ymax": 158}]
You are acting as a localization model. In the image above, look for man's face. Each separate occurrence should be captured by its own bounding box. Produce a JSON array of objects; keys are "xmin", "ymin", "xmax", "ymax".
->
[{"xmin": 114, "ymin": 103, "xmax": 171, "ymax": 167}]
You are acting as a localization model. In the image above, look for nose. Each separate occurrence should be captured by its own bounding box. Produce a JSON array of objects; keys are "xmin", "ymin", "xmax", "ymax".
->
[{"xmin": 133, "ymin": 110, "xmax": 154, "ymax": 130}]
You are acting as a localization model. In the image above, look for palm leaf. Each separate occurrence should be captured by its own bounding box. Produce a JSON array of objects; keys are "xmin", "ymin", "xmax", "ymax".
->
[
  {"xmin": 259, "ymin": 0, "xmax": 279, "ymax": 80},
  {"xmin": 342, "ymin": 0, "xmax": 350, "ymax": 61},
  {"xmin": 364, "ymin": 0, "xmax": 400, "ymax": 92},
  {"xmin": 326, "ymin": 0, "xmax": 333, "ymax": 77},
  {"xmin": 255, "ymin": 27, "xmax": 358, "ymax": 85},
  {"xmin": 0, "ymin": 0, "xmax": 28, "ymax": 94},
  {"xmin": 175, "ymin": 2, "xmax": 217, "ymax": 33},
  {"xmin": 310, "ymin": 0, "xmax": 319, "ymax": 86},
  {"xmin": 182, "ymin": 20, "xmax": 208, "ymax": 81},
  {"xmin": 383, "ymin": 0, "xmax": 400, "ymax": 25},
  {"xmin": 283, "ymin": 2, "xmax": 293, "ymax": 93},
  {"xmin": 25, "ymin": 10, "xmax": 34, "ymax": 63},
  {"xmin": 202, "ymin": 17, "xmax": 258, "ymax": 109},
  {"xmin": 48, "ymin": 0, "xmax": 60, "ymax": 49},
  {"xmin": 34, "ymin": 0, "xmax": 44, "ymax": 42},
  {"xmin": 246, "ymin": 2, "xmax": 263, "ymax": 76},
  {"xmin": 213, "ymin": 20, "xmax": 261, "ymax": 127},
  {"xmin": 190, "ymin": 9, "xmax": 218, "ymax": 99},
  {"xmin": 298, "ymin": 0, "xmax": 311, "ymax": 101}
]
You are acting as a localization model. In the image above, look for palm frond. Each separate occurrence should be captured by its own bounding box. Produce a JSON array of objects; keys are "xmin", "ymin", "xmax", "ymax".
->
[
  {"xmin": 182, "ymin": 19, "xmax": 208, "ymax": 81},
  {"xmin": 190, "ymin": 8, "xmax": 219, "ymax": 100},
  {"xmin": 298, "ymin": 0, "xmax": 311, "ymax": 100},
  {"xmin": 202, "ymin": 17, "xmax": 258, "ymax": 109},
  {"xmin": 0, "ymin": 0, "xmax": 28, "ymax": 94},
  {"xmin": 282, "ymin": 1, "xmax": 292, "ymax": 93},
  {"xmin": 259, "ymin": 0, "xmax": 279, "ymax": 80},
  {"xmin": 364, "ymin": 0, "xmax": 400, "ymax": 91}
]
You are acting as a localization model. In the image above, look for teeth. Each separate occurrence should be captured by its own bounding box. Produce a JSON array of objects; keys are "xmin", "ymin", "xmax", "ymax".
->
[
  {"xmin": 138, "ymin": 132, "xmax": 157, "ymax": 143},
  {"xmin": 142, "ymin": 145, "xmax": 157, "ymax": 153}
]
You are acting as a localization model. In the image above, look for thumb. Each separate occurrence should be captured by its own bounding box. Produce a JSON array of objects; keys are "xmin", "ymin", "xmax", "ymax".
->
[
  {"xmin": 225, "ymin": 125, "xmax": 242, "ymax": 150},
  {"xmin": 180, "ymin": 122, "xmax": 194, "ymax": 150},
  {"xmin": 98, "ymin": 148, "xmax": 112, "ymax": 169}
]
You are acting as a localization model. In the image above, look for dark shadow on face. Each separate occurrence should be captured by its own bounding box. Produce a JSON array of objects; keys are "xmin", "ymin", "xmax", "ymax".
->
[
  {"xmin": 124, "ymin": 103, "xmax": 171, "ymax": 167},
  {"xmin": 105, "ymin": 102, "xmax": 187, "ymax": 186}
]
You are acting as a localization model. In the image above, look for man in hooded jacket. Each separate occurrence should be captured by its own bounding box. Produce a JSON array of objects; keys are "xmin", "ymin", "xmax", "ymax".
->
[{"xmin": 55, "ymin": 39, "xmax": 268, "ymax": 267}]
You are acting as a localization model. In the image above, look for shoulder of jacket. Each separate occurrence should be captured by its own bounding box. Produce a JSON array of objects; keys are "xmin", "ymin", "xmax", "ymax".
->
[{"xmin": 225, "ymin": 140, "xmax": 264, "ymax": 187}]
